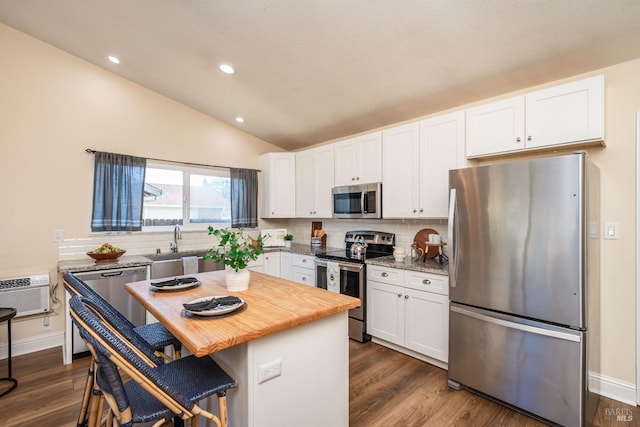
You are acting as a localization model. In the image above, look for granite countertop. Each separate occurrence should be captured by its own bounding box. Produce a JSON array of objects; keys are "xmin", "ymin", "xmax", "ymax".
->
[
  {"xmin": 366, "ymin": 255, "xmax": 449, "ymax": 276},
  {"xmin": 263, "ymin": 242, "xmax": 341, "ymax": 256},
  {"xmin": 58, "ymin": 255, "xmax": 153, "ymax": 273}
]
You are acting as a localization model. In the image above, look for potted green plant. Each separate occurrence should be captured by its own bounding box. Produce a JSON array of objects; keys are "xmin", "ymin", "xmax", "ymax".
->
[
  {"xmin": 283, "ymin": 233, "xmax": 294, "ymax": 248},
  {"xmin": 204, "ymin": 227, "xmax": 265, "ymax": 291}
]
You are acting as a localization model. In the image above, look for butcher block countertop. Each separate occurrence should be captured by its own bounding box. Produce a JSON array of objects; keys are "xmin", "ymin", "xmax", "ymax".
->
[{"xmin": 126, "ymin": 270, "xmax": 360, "ymax": 357}]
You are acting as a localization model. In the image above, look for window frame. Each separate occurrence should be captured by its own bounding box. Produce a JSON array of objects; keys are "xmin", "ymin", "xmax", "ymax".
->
[{"xmin": 142, "ymin": 160, "xmax": 232, "ymax": 231}]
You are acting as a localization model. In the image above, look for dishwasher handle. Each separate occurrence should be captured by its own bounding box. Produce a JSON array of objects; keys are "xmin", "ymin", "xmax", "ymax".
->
[{"xmin": 100, "ymin": 271, "xmax": 124, "ymax": 278}]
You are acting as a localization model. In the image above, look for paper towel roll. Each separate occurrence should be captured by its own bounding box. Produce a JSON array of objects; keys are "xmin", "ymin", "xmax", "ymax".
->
[{"xmin": 182, "ymin": 256, "xmax": 199, "ymax": 274}]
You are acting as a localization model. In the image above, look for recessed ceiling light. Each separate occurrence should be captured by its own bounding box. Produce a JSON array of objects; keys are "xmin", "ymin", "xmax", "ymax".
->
[
  {"xmin": 219, "ymin": 63, "xmax": 235, "ymax": 74},
  {"xmin": 108, "ymin": 56, "xmax": 120, "ymax": 64},
  {"xmin": 235, "ymin": 116, "xmax": 244, "ymax": 123}
]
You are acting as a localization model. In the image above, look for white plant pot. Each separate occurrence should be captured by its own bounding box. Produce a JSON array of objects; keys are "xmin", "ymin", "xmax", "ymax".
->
[
  {"xmin": 225, "ymin": 268, "xmax": 250, "ymax": 291},
  {"xmin": 284, "ymin": 240, "xmax": 291, "ymax": 248}
]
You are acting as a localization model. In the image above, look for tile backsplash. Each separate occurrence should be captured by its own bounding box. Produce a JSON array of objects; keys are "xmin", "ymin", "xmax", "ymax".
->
[
  {"xmin": 263, "ymin": 218, "xmax": 449, "ymax": 253},
  {"xmin": 58, "ymin": 218, "xmax": 448, "ymax": 261}
]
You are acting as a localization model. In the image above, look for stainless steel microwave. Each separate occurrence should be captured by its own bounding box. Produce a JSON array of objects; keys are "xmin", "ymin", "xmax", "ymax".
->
[{"xmin": 332, "ymin": 183, "xmax": 382, "ymax": 219}]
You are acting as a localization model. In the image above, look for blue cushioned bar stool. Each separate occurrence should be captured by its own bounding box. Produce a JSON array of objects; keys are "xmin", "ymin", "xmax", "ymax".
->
[
  {"xmin": 0, "ymin": 307, "xmax": 18, "ymax": 398},
  {"xmin": 69, "ymin": 295, "xmax": 236, "ymax": 427},
  {"xmin": 63, "ymin": 272, "xmax": 184, "ymax": 427}
]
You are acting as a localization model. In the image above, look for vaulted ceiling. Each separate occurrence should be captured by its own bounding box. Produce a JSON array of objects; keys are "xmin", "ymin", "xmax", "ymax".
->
[{"xmin": 2, "ymin": 0, "xmax": 640, "ymax": 150}]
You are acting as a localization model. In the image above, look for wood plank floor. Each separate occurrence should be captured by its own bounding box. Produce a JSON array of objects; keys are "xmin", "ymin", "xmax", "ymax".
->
[{"xmin": 0, "ymin": 343, "xmax": 637, "ymax": 426}]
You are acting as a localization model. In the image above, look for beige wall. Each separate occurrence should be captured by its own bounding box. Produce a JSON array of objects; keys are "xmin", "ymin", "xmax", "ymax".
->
[
  {"xmin": 1, "ymin": 22, "xmax": 639, "ymax": 391},
  {"xmin": 0, "ymin": 24, "xmax": 282, "ymax": 343}
]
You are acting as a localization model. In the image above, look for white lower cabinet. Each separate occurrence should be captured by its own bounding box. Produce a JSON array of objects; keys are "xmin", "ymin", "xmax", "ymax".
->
[
  {"xmin": 247, "ymin": 254, "xmax": 264, "ymax": 273},
  {"xmin": 263, "ymin": 252, "xmax": 280, "ymax": 277},
  {"xmin": 291, "ymin": 254, "xmax": 316, "ymax": 286},
  {"xmin": 280, "ymin": 252, "xmax": 293, "ymax": 281},
  {"xmin": 367, "ymin": 265, "xmax": 449, "ymax": 363}
]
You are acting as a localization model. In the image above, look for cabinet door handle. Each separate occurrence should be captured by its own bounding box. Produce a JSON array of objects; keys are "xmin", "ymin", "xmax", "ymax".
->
[
  {"xmin": 302, "ymin": 259, "xmax": 307, "ymax": 263},
  {"xmin": 422, "ymin": 279, "xmax": 431, "ymax": 285},
  {"xmin": 397, "ymin": 293, "xmax": 403, "ymax": 298},
  {"xmin": 381, "ymin": 272, "xmax": 388, "ymax": 277},
  {"xmin": 516, "ymin": 137, "xmax": 521, "ymax": 143},
  {"xmin": 404, "ymin": 295, "xmax": 409, "ymax": 299},
  {"xmin": 527, "ymin": 135, "xmax": 532, "ymax": 141},
  {"xmin": 419, "ymin": 208, "xmax": 424, "ymax": 213},
  {"xmin": 412, "ymin": 208, "xmax": 417, "ymax": 213},
  {"xmin": 352, "ymin": 177, "xmax": 356, "ymax": 181}
]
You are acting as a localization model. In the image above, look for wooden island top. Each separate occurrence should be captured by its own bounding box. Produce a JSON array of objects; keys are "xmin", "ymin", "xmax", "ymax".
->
[{"xmin": 126, "ymin": 270, "xmax": 360, "ymax": 357}]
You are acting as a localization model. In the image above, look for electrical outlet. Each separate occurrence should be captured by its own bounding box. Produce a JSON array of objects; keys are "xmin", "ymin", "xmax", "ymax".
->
[
  {"xmin": 258, "ymin": 358, "xmax": 282, "ymax": 384},
  {"xmin": 603, "ymin": 222, "xmax": 620, "ymax": 240},
  {"xmin": 42, "ymin": 316, "xmax": 51, "ymax": 330},
  {"xmin": 53, "ymin": 229, "xmax": 64, "ymax": 242}
]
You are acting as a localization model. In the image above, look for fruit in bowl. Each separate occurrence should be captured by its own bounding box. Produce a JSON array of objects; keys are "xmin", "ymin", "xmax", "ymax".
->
[{"xmin": 87, "ymin": 243, "xmax": 126, "ymax": 262}]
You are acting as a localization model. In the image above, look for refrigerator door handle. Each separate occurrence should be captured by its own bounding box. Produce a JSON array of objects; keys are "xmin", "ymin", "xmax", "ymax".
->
[
  {"xmin": 448, "ymin": 188, "xmax": 458, "ymax": 288},
  {"xmin": 451, "ymin": 305, "xmax": 581, "ymax": 342}
]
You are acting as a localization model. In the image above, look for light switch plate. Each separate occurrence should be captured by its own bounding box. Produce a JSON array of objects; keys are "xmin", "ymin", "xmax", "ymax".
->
[
  {"xmin": 603, "ymin": 222, "xmax": 620, "ymax": 240},
  {"xmin": 53, "ymin": 229, "xmax": 64, "ymax": 242}
]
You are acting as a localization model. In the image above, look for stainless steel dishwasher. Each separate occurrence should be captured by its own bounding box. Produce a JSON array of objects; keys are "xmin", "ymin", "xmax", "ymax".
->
[{"xmin": 71, "ymin": 266, "xmax": 147, "ymax": 358}]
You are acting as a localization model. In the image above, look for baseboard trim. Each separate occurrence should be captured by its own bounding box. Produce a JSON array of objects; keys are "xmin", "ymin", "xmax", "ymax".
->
[
  {"xmin": 590, "ymin": 371, "xmax": 637, "ymax": 406},
  {"xmin": 0, "ymin": 331, "xmax": 64, "ymax": 359},
  {"xmin": 370, "ymin": 337, "xmax": 448, "ymax": 370}
]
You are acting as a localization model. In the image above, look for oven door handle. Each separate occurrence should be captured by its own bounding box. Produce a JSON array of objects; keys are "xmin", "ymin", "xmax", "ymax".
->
[{"xmin": 314, "ymin": 259, "xmax": 364, "ymax": 273}]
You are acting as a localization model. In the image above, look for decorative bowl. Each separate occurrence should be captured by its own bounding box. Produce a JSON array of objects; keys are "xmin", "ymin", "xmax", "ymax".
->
[{"xmin": 87, "ymin": 250, "xmax": 126, "ymax": 263}]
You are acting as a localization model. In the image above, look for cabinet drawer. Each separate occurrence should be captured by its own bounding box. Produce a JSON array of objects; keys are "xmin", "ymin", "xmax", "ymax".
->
[
  {"xmin": 367, "ymin": 265, "xmax": 404, "ymax": 285},
  {"xmin": 405, "ymin": 271, "xmax": 448, "ymax": 295},
  {"xmin": 292, "ymin": 254, "xmax": 315, "ymax": 269},
  {"xmin": 293, "ymin": 267, "xmax": 315, "ymax": 286}
]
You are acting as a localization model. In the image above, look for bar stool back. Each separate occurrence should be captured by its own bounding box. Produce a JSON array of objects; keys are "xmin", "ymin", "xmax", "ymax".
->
[{"xmin": 69, "ymin": 295, "xmax": 236, "ymax": 427}]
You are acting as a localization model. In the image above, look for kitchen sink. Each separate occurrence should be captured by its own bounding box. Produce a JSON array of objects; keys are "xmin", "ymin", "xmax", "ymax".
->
[{"xmin": 150, "ymin": 251, "xmax": 223, "ymax": 279}]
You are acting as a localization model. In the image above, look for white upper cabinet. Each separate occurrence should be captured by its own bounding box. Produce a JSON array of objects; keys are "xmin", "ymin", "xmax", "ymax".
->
[
  {"xmin": 295, "ymin": 145, "xmax": 335, "ymax": 218},
  {"xmin": 466, "ymin": 96, "xmax": 525, "ymax": 157},
  {"xmin": 261, "ymin": 153, "xmax": 295, "ymax": 218},
  {"xmin": 419, "ymin": 111, "xmax": 465, "ymax": 218},
  {"xmin": 525, "ymin": 75, "xmax": 604, "ymax": 149},
  {"xmin": 382, "ymin": 112, "xmax": 464, "ymax": 218},
  {"xmin": 334, "ymin": 132, "xmax": 382, "ymax": 186},
  {"xmin": 382, "ymin": 122, "xmax": 420, "ymax": 218},
  {"xmin": 466, "ymin": 75, "xmax": 604, "ymax": 158}
]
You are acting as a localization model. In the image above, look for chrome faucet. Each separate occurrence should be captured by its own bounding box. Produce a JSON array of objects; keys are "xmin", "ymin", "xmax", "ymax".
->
[{"xmin": 170, "ymin": 224, "xmax": 181, "ymax": 253}]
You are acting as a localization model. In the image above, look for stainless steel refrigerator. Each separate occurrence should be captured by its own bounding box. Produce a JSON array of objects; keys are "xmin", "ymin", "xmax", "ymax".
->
[{"xmin": 447, "ymin": 152, "xmax": 600, "ymax": 427}]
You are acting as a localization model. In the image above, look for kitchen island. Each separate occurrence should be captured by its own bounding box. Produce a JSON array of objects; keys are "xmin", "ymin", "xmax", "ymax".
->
[{"xmin": 126, "ymin": 270, "xmax": 360, "ymax": 427}]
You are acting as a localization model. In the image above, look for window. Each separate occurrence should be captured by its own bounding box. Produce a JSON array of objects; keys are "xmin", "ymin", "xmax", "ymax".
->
[{"xmin": 143, "ymin": 161, "xmax": 231, "ymax": 229}]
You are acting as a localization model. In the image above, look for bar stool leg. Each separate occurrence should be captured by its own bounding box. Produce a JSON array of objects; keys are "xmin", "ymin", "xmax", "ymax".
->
[{"xmin": 0, "ymin": 312, "xmax": 19, "ymax": 398}]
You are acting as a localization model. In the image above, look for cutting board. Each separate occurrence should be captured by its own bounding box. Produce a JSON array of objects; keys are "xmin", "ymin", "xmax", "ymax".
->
[{"xmin": 413, "ymin": 228, "xmax": 440, "ymax": 259}]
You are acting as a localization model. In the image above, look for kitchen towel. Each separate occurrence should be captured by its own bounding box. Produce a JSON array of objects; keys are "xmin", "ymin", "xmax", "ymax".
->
[
  {"xmin": 326, "ymin": 261, "xmax": 340, "ymax": 293},
  {"xmin": 182, "ymin": 256, "xmax": 199, "ymax": 274}
]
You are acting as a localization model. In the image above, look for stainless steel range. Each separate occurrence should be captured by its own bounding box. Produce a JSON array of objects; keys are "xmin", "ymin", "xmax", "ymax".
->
[{"xmin": 315, "ymin": 230, "xmax": 395, "ymax": 342}]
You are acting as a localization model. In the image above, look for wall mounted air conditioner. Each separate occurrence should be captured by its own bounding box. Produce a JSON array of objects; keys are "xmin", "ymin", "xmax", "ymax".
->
[{"xmin": 0, "ymin": 274, "xmax": 50, "ymax": 317}]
